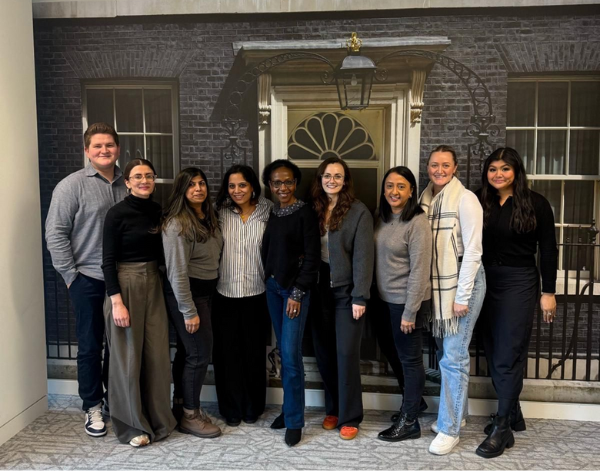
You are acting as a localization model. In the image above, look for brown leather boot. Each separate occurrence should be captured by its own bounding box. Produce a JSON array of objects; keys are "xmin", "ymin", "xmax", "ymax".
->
[{"xmin": 180, "ymin": 408, "xmax": 222, "ymax": 439}]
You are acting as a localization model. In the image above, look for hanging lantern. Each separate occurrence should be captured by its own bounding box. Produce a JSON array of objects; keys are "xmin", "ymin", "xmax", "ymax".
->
[{"xmin": 335, "ymin": 33, "xmax": 377, "ymax": 110}]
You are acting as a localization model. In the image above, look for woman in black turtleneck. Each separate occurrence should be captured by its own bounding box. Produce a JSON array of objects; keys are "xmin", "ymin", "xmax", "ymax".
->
[{"xmin": 102, "ymin": 158, "xmax": 176, "ymax": 448}]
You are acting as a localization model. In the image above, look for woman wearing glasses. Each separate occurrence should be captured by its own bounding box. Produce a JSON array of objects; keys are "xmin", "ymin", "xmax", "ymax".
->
[
  {"xmin": 161, "ymin": 167, "xmax": 223, "ymax": 440},
  {"xmin": 309, "ymin": 156, "xmax": 373, "ymax": 441},
  {"xmin": 261, "ymin": 159, "xmax": 320, "ymax": 447},
  {"xmin": 102, "ymin": 158, "xmax": 176, "ymax": 447}
]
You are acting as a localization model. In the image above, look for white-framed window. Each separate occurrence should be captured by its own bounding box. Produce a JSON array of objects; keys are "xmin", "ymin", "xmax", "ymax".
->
[
  {"xmin": 82, "ymin": 82, "xmax": 179, "ymax": 206},
  {"xmin": 506, "ymin": 77, "xmax": 600, "ymax": 278}
]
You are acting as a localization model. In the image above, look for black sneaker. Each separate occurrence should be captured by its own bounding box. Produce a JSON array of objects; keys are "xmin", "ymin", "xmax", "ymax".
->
[{"xmin": 85, "ymin": 404, "xmax": 107, "ymax": 437}]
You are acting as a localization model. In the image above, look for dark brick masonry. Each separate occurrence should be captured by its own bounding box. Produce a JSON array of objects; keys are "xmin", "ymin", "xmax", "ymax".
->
[{"xmin": 34, "ymin": 8, "xmax": 600, "ymax": 367}]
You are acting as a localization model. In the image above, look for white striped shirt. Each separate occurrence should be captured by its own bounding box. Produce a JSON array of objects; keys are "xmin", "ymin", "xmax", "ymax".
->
[{"xmin": 217, "ymin": 196, "xmax": 273, "ymax": 298}]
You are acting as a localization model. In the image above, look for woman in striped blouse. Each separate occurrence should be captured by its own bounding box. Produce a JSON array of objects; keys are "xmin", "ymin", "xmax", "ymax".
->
[{"xmin": 213, "ymin": 165, "xmax": 273, "ymax": 427}]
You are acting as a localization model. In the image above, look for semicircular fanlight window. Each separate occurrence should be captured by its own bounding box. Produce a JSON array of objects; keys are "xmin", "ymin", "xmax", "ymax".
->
[{"xmin": 288, "ymin": 112, "xmax": 376, "ymax": 160}]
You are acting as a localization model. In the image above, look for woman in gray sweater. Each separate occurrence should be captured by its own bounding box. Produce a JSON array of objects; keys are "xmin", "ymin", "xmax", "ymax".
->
[
  {"xmin": 161, "ymin": 167, "xmax": 223, "ymax": 440},
  {"xmin": 309, "ymin": 157, "xmax": 374, "ymax": 441},
  {"xmin": 375, "ymin": 166, "xmax": 432, "ymax": 443}
]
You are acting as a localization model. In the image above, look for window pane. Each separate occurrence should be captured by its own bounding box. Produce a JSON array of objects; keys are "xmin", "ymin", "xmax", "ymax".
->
[
  {"xmin": 86, "ymin": 89, "xmax": 114, "ymax": 126},
  {"xmin": 115, "ymin": 89, "xmax": 143, "ymax": 132},
  {"xmin": 506, "ymin": 130, "xmax": 535, "ymax": 174},
  {"xmin": 538, "ymin": 82, "xmax": 568, "ymax": 127},
  {"xmin": 571, "ymin": 82, "xmax": 600, "ymax": 127},
  {"xmin": 119, "ymin": 135, "xmax": 145, "ymax": 166},
  {"xmin": 507, "ymin": 82, "xmax": 535, "ymax": 126},
  {"xmin": 530, "ymin": 180, "xmax": 561, "ymax": 223},
  {"xmin": 146, "ymin": 136, "xmax": 173, "ymax": 179},
  {"xmin": 563, "ymin": 227, "xmax": 594, "ymax": 271},
  {"xmin": 564, "ymin": 181, "xmax": 594, "ymax": 224},
  {"xmin": 536, "ymin": 130, "xmax": 566, "ymax": 174},
  {"xmin": 569, "ymin": 130, "xmax": 600, "ymax": 175},
  {"xmin": 144, "ymin": 89, "xmax": 173, "ymax": 134}
]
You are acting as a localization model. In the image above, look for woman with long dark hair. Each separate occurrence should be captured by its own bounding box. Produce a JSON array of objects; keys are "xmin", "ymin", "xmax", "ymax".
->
[
  {"xmin": 161, "ymin": 167, "xmax": 223, "ymax": 439},
  {"xmin": 374, "ymin": 166, "xmax": 432, "ymax": 443},
  {"xmin": 475, "ymin": 147, "xmax": 557, "ymax": 459},
  {"xmin": 419, "ymin": 145, "xmax": 486, "ymax": 456},
  {"xmin": 309, "ymin": 156, "xmax": 373, "ymax": 441},
  {"xmin": 261, "ymin": 159, "xmax": 320, "ymax": 447},
  {"xmin": 212, "ymin": 164, "xmax": 273, "ymax": 426},
  {"xmin": 102, "ymin": 158, "xmax": 176, "ymax": 447}
]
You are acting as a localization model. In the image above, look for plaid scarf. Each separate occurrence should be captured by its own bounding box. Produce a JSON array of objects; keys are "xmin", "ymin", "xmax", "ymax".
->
[{"xmin": 419, "ymin": 176, "xmax": 465, "ymax": 338}]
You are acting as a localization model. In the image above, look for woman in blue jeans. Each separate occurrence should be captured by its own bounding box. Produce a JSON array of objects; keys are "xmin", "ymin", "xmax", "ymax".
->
[
  {"xmin": 419, "ymin": 145, "xmax": 486, "ymax": 455},
  {"xmin": 261, "ymin": 159, "xmax": 320, "ymax": 447}
]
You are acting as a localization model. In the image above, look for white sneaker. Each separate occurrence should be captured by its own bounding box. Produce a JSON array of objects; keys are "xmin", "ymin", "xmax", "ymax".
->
[
  {"xmin": 84, "ymin": 404, "xmax": 107, "ymax": 437},
  {"xmin": 430, "ymin": 418, "xmax": 466, "ymax": 434},
  {"xmin": 429, "ymin": 432, "xmax": 460, "ymax": 455},
  {"xmin": 129, "ymin": 434, "xmax": 150, "ymax": 447}
]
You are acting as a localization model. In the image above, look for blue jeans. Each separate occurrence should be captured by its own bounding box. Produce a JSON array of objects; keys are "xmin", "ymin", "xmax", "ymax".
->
[
  {"xmin": 436, "ymin": 264, "xmax": 486, "ymax": 437},
  {"xmin": 265, "ymin": 277, "xmax": 310, "ymax": 429}
]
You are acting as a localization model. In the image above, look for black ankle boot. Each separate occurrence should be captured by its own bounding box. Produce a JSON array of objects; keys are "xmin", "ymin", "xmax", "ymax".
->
[
  {"xmin": 285, "ymin": 428, "xmax": 302, "ymax": 447},
  {"xmin": 271, "ymin": 413, "xmax": 285, "ymax": 429},
  {"xmin": 378, "ymin": 413, "xmax": 421, "ymax": 442},
  {"xmin": 390, "ymin": 398, "xmax": 428, "ymax": 422},
  {"xmin": 483, "ymin": 403, "xmax": 526, "ymax": 434},
  {"xmin": 476, "ymin": 415, "xmax": 515, "ymax": 459}
]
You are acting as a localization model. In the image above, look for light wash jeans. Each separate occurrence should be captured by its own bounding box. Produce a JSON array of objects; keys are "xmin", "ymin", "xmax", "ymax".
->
[{"xmin": 435, "ymin": 264, "xmax": 486, "ymax": 437}]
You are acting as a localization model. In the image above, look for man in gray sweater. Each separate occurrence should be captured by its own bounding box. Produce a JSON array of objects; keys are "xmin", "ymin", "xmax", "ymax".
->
[{"xmin": 45, "ymin": 123, "xmax": 126, "ymax": 438}]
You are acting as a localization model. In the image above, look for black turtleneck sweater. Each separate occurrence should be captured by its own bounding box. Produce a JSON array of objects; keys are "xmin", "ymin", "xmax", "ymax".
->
[{"xmin": 102, "ymin": 195, "xmax": 163, "ymax": 296}]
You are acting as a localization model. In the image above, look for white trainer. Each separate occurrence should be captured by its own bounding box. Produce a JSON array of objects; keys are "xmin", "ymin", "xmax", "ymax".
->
[
  {"xmin": 430, "ymin": 418, "xmax": 466, "ymax": 434},
  {"xmin": 129, "ymin": 434, "xmax": 150, "ymax": 447},
  {"xmin": 429, "ymin": 432, "xmax": 460, "ymax": 455}
]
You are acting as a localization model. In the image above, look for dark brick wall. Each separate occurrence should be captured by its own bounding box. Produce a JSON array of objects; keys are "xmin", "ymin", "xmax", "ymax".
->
[{"xmin": 35, "ymin": 9, "xmax": 600, "ymax": 359}]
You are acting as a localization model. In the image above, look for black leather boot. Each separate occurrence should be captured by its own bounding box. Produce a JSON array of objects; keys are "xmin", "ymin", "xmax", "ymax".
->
[
  {"xmin": 476, "ymin": 415, "xmax": 515, "ymax": 459},
  {"xmin": 378, "ymin": 413, "xmax": 421, "ymax": 442},
  {"xmin": 270, "ymin": 413, "xmax": 285, "ymax": 429},
  {"xmin": 390, "ymin": 398, "xmax": 428, "ymax": 422},
  {"xmin": 483, "ymin": 402, "xmax": 526, "ymax": 434}
]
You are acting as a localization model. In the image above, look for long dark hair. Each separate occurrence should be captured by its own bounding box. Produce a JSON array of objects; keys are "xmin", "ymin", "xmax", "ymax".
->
[
  {"xmin": 310, "ymin": 157, "xmax": 355, "ymax": 235},
  {"xmin": 379, "ymin": 166, "xmax": 424, "ymax": 223},
  {"xmin": 216, "ymin": 164, "xmax": 261, "ymax": 211},
  {"xmin": 480, "ymin": 147, "xmax": 536, "ymax": 233},
  {"xmin": 161, "ymin": 167, "xmax": 219, "ymax": 242}
]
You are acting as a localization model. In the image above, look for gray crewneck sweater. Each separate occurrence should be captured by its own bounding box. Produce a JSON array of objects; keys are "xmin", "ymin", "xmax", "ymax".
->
[{"xmin": 374, "ymin": 211, "xmax": 432, "ymax": 322}]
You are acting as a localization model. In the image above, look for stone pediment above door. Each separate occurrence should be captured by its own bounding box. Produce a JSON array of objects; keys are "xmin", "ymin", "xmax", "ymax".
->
[{"xmin": 233, "ymin": 36, "xmax": 451, "ymax": 85}]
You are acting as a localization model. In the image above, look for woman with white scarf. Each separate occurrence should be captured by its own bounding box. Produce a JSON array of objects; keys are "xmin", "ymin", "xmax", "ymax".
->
[{"xmin": 419, "ymin": 145, "xmax": 486, "ymax": 456}]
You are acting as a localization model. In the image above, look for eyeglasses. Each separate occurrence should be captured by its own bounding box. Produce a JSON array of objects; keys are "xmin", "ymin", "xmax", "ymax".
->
[
  {"xmin": 129, "ymin": 173, "xmax": 157, "ymax": 182},
  {"xmin": 321, "ymin": 173, "xmax": 344, "ymax": 182},
  {"xmin": 270, "ymin": 179, "xmax": 296, "ymax": 189}
]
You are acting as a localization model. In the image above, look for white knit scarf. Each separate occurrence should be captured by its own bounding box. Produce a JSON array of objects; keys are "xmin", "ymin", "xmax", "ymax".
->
[{"xmin": 419, "ymin": 176, "xmax": 465, "ymax": 338}]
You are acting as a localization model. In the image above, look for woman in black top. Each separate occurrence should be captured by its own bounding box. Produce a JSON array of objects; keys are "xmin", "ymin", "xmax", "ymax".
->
[
  {"xmin": 102, "ymin": 158, "xmax": 176, "ymax": 447},
  {"xmin": 476, "ymin": 148, "xmax": 557, "ymax": 459},
  {"xmin": 261, "ymin": 159, "xmax": 320, "ymax": 447}
]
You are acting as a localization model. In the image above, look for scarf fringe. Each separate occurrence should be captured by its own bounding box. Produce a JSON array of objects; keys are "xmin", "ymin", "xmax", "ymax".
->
[{"xmin": 430, "ymin": 316, "xmax": 460, "ymax": 339}]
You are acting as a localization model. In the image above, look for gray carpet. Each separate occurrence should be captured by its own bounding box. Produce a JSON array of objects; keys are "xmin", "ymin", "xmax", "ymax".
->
[{"xmin": 0, "ymin": 394, "xmax": 599, "ymax": 470}]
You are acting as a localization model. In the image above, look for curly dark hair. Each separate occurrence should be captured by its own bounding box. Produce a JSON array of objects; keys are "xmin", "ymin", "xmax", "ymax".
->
[
  {"xmin": 310, "ymin": 157, "xmax": 355, "ymax": 235},
  {"xmin": 480, "ymin": 147, "xmax": 536, "ymax": 233},
  {"xmin": 261, "ymin": 159, "xmax": 302, "ymax": 187}
]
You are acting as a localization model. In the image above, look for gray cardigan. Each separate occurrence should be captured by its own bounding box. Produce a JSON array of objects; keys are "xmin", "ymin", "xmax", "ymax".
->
[{"xmin": 326, "ymin": 200, "xmax": 374, "ymax": 306}]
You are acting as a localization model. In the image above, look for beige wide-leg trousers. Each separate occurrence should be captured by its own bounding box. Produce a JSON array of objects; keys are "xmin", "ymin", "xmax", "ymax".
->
[{"xmin": 104, "ymin": 261, "xmax": 176, "ymax": 444}]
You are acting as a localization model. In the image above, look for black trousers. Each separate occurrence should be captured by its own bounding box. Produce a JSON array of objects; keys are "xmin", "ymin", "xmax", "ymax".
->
[
  {"xmin": 311, "ymin": 263, "xmax": 365, "ymax": 428},
  {"xmin": 212, "ymin": 292, "xmax": 269, "ymax": 421},
  {"xmin": 68, "ymin": 273, "xmax": 109, "ymax": 411},
  {"xmin": 367, "ymin": 287, "xmax": 405, "ymax": 392},
  {"xmin": 385, "ymin": 301, "xmax": 427, "ymax": 420},
  {"xmin": 164, "ymin": 277, "xmax": 217, "ymax": 411},
  {"xmin": 480, "ymin": 265, "xmax": 539, "ymax": 416}
]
